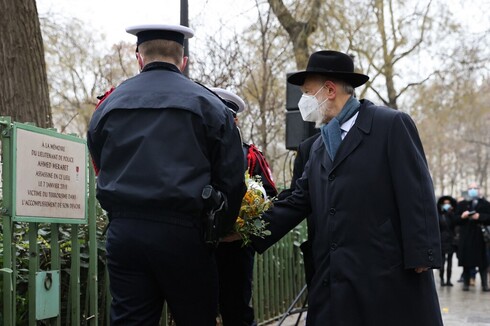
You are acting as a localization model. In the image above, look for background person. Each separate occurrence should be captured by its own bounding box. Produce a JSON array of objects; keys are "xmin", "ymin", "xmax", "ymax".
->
[
  {"xmin": 437, "ymin": 195, "xmax": 457, "ymax": 286},
  {"xmin": 455, "ymin": 182, "xmax": 490, "ymax": 292},
  {"xmin": 212, "ymin": 87, "xmax": 277, "ymax": 326}
]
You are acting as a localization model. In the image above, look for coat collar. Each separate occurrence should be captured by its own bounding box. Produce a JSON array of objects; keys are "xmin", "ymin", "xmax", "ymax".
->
[
  {"xmin": 316, "ymin": 99, "xmax": 376, "ymax": 171},
  {"xmin": 142, "ymin": 61, "xmax": 182, "ymax": 74},
  {"xmin": 355, "ymin": 99, "xmax": 375, "ymax": 135}
]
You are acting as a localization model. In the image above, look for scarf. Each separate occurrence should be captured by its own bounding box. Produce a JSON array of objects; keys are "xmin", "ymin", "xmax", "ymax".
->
[{"xmin": 321, "ymin": 96, "xmax": 361, "ymax": 160}]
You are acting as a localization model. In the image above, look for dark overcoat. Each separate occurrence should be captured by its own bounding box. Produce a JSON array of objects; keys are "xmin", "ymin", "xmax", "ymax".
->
[
  {"xmin": 253, "ymin": 100, "xmax": 443, "ymax": 326},
  {"xmin": 455, "ymin": 198, "xmax": 490, "ymax": 267}
]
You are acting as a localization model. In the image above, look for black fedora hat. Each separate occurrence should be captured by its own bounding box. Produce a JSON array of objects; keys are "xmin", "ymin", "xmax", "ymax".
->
[{"xmin": 287, "ymin": 50, "xmax": 369, "ymax": 88}]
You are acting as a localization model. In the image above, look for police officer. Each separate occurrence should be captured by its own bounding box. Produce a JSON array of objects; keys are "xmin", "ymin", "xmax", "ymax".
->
[
  {"xmin": 211, "ymin": 88, "xmax": 277, "ymax": 326},
  {"xmin": 87, "ymin": 25, "xmax": 246, "ymax": 326}
]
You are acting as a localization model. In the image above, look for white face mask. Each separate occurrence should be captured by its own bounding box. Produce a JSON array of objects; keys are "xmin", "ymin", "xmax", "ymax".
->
[{"xmin": 298, "ymin": 86, "xmax": 326, "ymax": 122}]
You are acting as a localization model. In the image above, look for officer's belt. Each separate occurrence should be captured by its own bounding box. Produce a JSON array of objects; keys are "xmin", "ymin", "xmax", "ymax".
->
[{"xmin": 109, "ymin": 207, "xmax": 200, "ymax": 228}]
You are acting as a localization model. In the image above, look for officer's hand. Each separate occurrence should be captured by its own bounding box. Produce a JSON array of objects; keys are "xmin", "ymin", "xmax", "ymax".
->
[{"xmin": 220, "ymin": 232, "xmax": 242, "ymax": 243}]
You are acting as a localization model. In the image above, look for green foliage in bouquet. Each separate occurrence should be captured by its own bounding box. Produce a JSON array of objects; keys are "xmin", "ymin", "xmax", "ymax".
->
[{"xmin": 234, "ymin": 173, "xmax": 273, "ymax": 246}]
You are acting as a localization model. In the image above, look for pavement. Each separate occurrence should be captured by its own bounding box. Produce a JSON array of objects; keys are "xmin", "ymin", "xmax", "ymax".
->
[
  {"xmin": 270, "ymin": 262, "xmax": 490, "ymax": 326},
  {"xmin": 439, "ymin": 264, "xmax": 490, "ymax": 326}
]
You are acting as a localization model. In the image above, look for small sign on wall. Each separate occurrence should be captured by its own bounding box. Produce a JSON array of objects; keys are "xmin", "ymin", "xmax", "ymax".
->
[{"xmin": 13, "ymin": 123, "xmax": 88, "ymax": 224}]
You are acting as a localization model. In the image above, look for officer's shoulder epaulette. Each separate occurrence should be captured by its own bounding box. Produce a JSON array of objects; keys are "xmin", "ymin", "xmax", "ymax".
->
[
  {"xmin": 193, "ymin": 80, "xmax": 226, "ymax": 101},
  {"xmin": 191, "ymin": 80, "xmax": 212, "ymax": 93},
  {"xmin": 191, "ymin": 81, "xmax": 237, "ymax": 117}
]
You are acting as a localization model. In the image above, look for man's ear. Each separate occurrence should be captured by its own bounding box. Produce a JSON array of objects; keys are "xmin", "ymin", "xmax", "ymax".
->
[
  {"xmin": 136, "ymin": 52, "xmax": 144, "ymax": 71},
  {"xmin": 180, "ymin": 56, "xmax": 189, "ymax": 72},
  {"xmin": 324, "ymin": 80, "xmax": 337, "ymax": 99}
]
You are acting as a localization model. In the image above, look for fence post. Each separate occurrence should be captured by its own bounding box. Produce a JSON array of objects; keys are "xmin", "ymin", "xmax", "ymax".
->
[
  {"xmin": 51, "ymin": 224, "xmax": 61, "ymax": 326},
  {"xmin": 70, "ymin": 224, "xmax": 81, "ymax": 325},
  {"xmin": 1, "ymin": 117, "xmax": 15, "ymax": 326},
  {"xmin": 87, "ymin": 164, "xmax": 98, "ymax": 325},
  {"xmin": 28, "ymin": 222, "xmax": 40, "ymax": 326}
]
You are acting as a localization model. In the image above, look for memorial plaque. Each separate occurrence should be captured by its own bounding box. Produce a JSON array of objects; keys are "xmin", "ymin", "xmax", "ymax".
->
[{"xmin": 13, "ymin": 124, "xmax": 87, "ymax": 223}]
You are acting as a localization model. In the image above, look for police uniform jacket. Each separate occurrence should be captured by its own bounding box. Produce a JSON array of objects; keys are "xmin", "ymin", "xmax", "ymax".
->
[
  {"xmin": 252, "ymin": 100, "xmax": 443, "ymax": 326},
  {"xmin": 87, "ymin": 62, "xmax": 245, "ymax": 229}
]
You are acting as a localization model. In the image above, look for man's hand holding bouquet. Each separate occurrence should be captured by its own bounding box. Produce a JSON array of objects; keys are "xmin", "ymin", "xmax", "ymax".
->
[{"xmin": 222, "ymin": 172, "xmax": 274, "ymax": 246}]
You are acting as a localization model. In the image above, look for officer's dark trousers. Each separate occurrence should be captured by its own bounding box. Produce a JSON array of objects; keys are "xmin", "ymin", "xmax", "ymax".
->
[
  {"xmin": 216, "ymin": 241, "xmax": 256, "ymax": 326},
  {"xmin": 107, "ymin": 218, "xmax": 218, "ymax": 326}
]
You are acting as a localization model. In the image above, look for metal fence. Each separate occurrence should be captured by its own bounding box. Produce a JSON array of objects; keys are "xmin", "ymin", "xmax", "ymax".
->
[
  {"xmin": 0, "ymin": 119, "xmax": 308, "ymax": 325},
  {"xmin": 2, "ymin": 216, "xmax": 307, "ymax": 325},
  {"xmin": 1, "ymin": 220, "xmax": 307, "ymax": 326},
  {"xmin": 0, "ymin": 118, "xmax": 102, "ymax": 326},
  {"xmin": 253, "ymin": 223, "xmax": 307, "ymax": 325}
]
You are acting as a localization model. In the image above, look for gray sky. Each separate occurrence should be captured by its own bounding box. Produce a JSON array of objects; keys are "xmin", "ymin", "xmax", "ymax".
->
[
  {"xmin": 37, "ymin": 0, "xmax": 489, "ymax": 48},
  {"xmin": 37, "ymin": 0, "xmax": 257, "ymax": 47}
]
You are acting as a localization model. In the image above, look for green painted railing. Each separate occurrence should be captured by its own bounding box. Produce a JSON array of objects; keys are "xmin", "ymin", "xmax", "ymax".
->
[
  {"xmin": 0, "ymin": 118, "xmax": 307, "ymax": 325},
  {"xmin": 254, "ymin": 222, "xmax": 308, "ymax": 325},
  {"xmin": 0, "ymin": 118, "xmax": 101, "ymax": 326},
  {"xmin": 2, "ymin": 205, "xmax": 307, "ymax": 325},
  {"xmin": 163, "ymin": 222, "xmax": 308, "ymax": 325}
]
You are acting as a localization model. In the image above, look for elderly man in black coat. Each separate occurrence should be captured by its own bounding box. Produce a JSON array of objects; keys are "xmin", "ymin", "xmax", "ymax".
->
[{"xmin": 251, "ymin": 50, "xmax": 443, "ymax": 326}]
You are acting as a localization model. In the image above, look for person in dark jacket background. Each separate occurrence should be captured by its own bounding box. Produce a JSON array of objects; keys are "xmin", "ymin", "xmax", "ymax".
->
[
  {"xmin": 87, "ymin": 24, "xmax": 245, "ymax": 326},
  {"xmin": 455, "ymin": 182, "xmax": 490, "ymax": 292},
  {"xmin": 212, "ymin": 87, "xmax": 277, "ymax": 326},
  {"xmin": 251, "ymin": 50, "xmax": 443, "ymax": 326},
  {"xmin": 437, "ymin": 195, "xmax": 457, "ymax": 286}
]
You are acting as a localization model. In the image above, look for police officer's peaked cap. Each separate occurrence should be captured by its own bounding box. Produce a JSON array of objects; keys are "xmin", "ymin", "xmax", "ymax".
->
[
  {"xmin": 211, "ymin": 88, "xmax": 246, "ymax": 114},
  {"xmin": 126, "ymin": 24, "xmax": 194, "ymax": 46}
]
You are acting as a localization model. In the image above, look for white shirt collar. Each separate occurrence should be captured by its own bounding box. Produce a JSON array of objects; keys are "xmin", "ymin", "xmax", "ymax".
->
[{"xmin": 340, "ymin": 112, "xmax": 358, "ymax": 139}]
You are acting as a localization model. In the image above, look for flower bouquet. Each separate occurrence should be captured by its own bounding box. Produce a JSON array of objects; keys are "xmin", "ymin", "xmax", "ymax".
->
[{"xmin": 235, "ymin": 172, "xmax": 273, "ymax": 246}]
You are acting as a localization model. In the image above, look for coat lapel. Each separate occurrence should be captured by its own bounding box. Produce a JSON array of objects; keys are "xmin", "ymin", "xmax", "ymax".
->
[
  {"xmin": 308, "ymin": 135, "xmax": 332, "ymax": 171},
  {"xmin": 331, "ymin": 101, "xmax": 375, "ymax": 171},
  {"xmin": 322, "ymin": 145, "xmax": 332, "ymax": 170},
  {"xmin": 331, "ymin": 128, "xmax": 362, "ymax": 170}
]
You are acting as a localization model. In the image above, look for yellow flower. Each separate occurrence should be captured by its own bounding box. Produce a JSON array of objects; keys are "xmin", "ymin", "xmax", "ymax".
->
[
  {"xmin": 243, "ymin": 191, "xmax": 255, "ymax": 205},
  {"xmin": 234, "ymin": 172, "xmax": 274, "ymax": 246},
  {"xmin": 236, "ymin": 217, "xmax": 245, "ymax": 228}
]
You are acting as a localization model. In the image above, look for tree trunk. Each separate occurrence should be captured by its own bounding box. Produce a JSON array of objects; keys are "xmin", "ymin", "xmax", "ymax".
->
[
  {"xmin": 0, "ymin": 0, "xmax": 52, "ymax": 127},
  {"xmin": 374, "ymin": 0, "xmax": 399, "ymax": 110},
  {"xmin": 267, "ymin": 0, "xmax": 321, "ymax": 69}
]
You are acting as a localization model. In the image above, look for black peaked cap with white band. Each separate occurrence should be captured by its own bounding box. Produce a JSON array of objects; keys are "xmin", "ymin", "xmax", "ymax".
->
[{"xmin": 126, "ymin": 24, "xmax": 194, "ymax": 46}]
